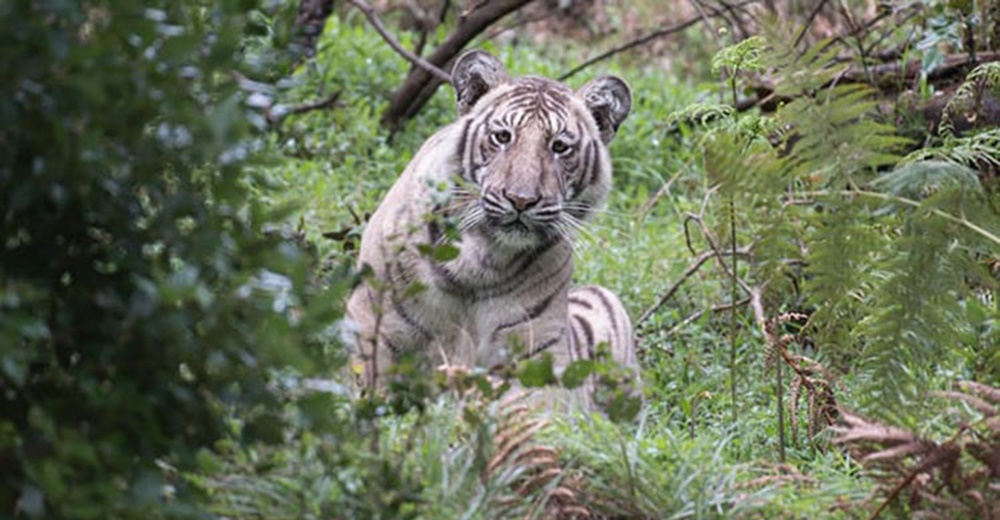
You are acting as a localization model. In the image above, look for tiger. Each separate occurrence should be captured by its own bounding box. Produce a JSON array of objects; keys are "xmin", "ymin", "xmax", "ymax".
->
[{"xmin": 344, "ymin": 49, "xmax": 638, "ymax": 410}]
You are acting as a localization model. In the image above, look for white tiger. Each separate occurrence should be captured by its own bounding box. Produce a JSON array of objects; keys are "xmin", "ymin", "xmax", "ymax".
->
[{"xmin": 345, "ymin": 50, "xmax": 638, "ymax": 410}]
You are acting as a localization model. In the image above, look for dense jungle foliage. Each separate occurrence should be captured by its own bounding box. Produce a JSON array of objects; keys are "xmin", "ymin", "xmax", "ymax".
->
[{"xmin": 2, "ymin": 0, "xmax": 999, "ymax": 518}]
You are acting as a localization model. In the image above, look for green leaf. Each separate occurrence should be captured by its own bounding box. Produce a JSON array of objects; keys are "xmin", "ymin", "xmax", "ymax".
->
[
  {"xmin": 561, "ymin": 360, "xmax": 595, "ymax": 389},
  {"xmin": 417, "ymin": 243, "xmax": 460, "ymax": 261},
  {"xmin": 516, "ymin": 353, "xmax": 556, "ymax": 388},
  {"xmin": 607, "ymin": 391, "xmax": 643, "ymax": 423}
]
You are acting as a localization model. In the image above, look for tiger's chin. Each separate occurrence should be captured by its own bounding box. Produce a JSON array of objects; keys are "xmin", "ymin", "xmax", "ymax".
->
[{"xmin": 485, "ymin": 221, "xmax": 559, "ymax": 251}]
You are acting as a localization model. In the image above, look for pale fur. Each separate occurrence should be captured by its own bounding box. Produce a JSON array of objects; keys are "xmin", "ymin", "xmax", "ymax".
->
[{"xmin": 345, "ymin": 51, "xmax": 638, "ymax": 410}]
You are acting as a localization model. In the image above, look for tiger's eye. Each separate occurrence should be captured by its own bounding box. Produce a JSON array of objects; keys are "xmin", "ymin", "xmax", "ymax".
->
[
  {"xmin": 492, "ymin": 130, "xmax": 511, "ymax": 145},
  {"xmin": 551, "ymin": 140, "xmax": 570, "ymax": 154}
]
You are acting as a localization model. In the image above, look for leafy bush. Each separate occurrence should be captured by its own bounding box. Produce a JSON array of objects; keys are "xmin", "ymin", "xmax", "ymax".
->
[
  {"xmin": 0, "ymin": 1, "xmax": 343, "ymax": 517},
  {"xmin": 5, "ymin": 1, "xmax": 999, "ymax": 518}
]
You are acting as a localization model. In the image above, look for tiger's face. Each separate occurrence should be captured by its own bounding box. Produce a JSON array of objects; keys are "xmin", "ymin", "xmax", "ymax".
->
[{"xmin": 450, "ymin": 51, "xmax": 632, "ymax": 250}]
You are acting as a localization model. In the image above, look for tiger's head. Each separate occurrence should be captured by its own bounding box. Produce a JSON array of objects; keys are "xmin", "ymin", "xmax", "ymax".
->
[{"xmin": 450, "ymin": 50, "xmax": 631, "ymax": 250}]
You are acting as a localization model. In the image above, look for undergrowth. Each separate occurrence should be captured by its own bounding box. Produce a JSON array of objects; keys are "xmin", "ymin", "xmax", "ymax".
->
[{"xmin": 194, "ymin": 8, "xmax": 1000, "ymax": 520}]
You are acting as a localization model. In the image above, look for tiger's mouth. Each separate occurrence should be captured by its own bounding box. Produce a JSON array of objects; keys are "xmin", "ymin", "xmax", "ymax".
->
[{"xmin": 482, "ymin": 208, "xmax": 564, "ymax": 248}]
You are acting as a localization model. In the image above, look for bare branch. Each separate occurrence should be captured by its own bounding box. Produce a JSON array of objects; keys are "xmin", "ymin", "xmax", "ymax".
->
[
  {"xmin": 792, "ymin": 0, "xmax": 831, "ymax": 49},
  {"xmin": 348, "ymin": 0, "xmax": 453, "ymax": 83},
  {"xmin": 684, "ymin": 212, "xmax": 753, "ymax": 294},
  {"xmin": 268, "ymin": 90, "xmax": 343, "ymax": 124},
  {"xmin": 662, "ymin": 297, "xmax": 751, "ymax": 338},
  {"xmin": 380, "ymin": 0, "xmax": 535, "ymax": 129},
  {"xmin": 637, "ymin": 246, "xmax": 751, "ymax": 327},
  {"xmin": 559, "ymin": 0, "xmax": 759, "ymax": 81}
]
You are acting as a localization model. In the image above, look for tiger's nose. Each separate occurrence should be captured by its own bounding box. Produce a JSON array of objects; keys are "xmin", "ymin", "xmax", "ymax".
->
[{"xmin": 502, "ymin": 189, "xmax": 541, "ymax": 211}]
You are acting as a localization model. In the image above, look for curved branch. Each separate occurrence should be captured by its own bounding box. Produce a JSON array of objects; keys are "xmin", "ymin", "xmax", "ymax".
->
[
  {"xmin": 379, "ymin": 0, "xmax": 535, "ymax": 129},
  {"xmin": 349, "ymin": 0, "xmax": 452, "ymax": 83},
  {"xmin": 558, "ymin": 0, "xmax": 759, "ymax": 81}
]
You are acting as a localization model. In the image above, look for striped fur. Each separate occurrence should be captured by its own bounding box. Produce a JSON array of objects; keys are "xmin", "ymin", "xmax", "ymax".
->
[{"xmin": 345, "ymin": 50, "xmax": 638, "ymax": 410}]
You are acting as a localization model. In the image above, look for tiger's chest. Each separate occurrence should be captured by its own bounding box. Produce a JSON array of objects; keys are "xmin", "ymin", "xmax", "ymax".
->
[{"xmin": 398, "ymin": 237, "xmax": 574, "ymax": 367}]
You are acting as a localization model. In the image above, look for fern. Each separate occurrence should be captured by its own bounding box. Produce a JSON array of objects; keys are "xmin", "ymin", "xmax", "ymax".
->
[
  {"xmin": 682, "ymin": 24, "xmax": 1000, "ymax": 422},
  {"xmin": 665, "ymin": 102, "xmax": 735, "ymax": 127},
  {"xmin": 938, "ymin": 62, "xmax": 1000, "ymax": 138},
  {"xmin": 710, "ymin": 35, "xmax": 766, "ymax": 78},
  {"xmin": 901, "ymin": 127, "xmax": 1000, "ymax": 169}
]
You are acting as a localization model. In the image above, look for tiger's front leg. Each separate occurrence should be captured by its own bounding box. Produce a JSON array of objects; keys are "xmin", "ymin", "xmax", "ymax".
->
[
  {"xmin": 567, "ymin": 285, "xmax": 637, "ymax": 368},
  {"xmin": 567, "ymin": 285, "xmax": 641, "ymax": 408},
  {"xmin": 484, "ymin": 290, "xmax": 597, "ymax": 410}
]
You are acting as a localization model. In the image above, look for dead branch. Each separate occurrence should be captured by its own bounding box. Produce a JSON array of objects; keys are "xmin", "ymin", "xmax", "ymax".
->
[
  {"xmin": 267, "ymin": 90, "xmax": 343, "ymax": 125},
  {"xmin": 792, "ymin": 0, "xmax": 832, "ymax": 49},
  {"xmin": 683, "ymin": 212, "xmax": 753, "ymax": 295},
  {"xmin": 637, "ymin": 246, "xmax": 751, "ymax": 327},
  {"xmin": 380, "ymin": 0, "xmax": 535, "ymax": 129},
  {"xmin": 687, "ymin": 0, "xmax": 723, "ymax": 49},
  {"xmin": 558, "ymin": 0, "xmax": 761, "ymax": 82},
  {"xmin": 348, "ymin": 0, "xmax": 452, "ymax": 83},
  {"xmin": 663, "ymin": 297, "xmax": 751, "ymax": 338}
]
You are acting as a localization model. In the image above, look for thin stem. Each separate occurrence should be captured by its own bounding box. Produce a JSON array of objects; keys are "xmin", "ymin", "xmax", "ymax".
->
[
  {"xmin": 728, "ymin": 199, "xmax": 739, "ymax": 425},
  {"xmin": 797, "ymin": 189, "xmax": 1000, "ymax": 246},
  {"xmin": 775, "ymin": 327, "xmax": 786, "ymax": 463}
]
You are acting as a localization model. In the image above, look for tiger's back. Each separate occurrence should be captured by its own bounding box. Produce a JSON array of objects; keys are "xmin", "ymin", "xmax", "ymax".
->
[{"xmin": 345, "ymin": 50, "xmax": 639, "ymax": 409}]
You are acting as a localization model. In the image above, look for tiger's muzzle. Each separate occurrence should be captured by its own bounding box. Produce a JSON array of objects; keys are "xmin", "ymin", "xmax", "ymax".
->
[{"xmin": 481, "ymin": 187, "xmax": 563, "ymax": 244}]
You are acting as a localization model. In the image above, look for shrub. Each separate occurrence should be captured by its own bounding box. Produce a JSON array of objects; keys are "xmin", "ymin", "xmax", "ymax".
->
[{"xmin": 0, "ymin": 1, "xmax": 341, "ymax": 517}]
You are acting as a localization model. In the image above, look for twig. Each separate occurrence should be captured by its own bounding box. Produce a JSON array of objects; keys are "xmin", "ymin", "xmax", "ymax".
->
[
  {"xmin": 267, "ymin": 90, "xmax": 343, "ymax": 124},
  {"xmin": 484, "ymin": 10, "xmax": 556, "ymax": 40},
  {"xmin": 348, "ymin": 0, "xmax": 452, "ymax": 83},
  {"xmin": 750, "ymin": 286, "xmax": 786, "ymax": 463},
  {"xmin": 867, "ymin": 448, "xmax": 957, "ymax": 520},
  {"xmin": 715, "ymin": 0, "xmax": 752, "ymax": 39},
  {"xmin": 792, "ymin": 0, "xmax": 831, "ymax": 49},
  {"xmin": 637, "ymin": 164, "xmax": 688, "ymax": 218},
  {"xmin": 637, "ymin": 246, "xmax": 751, "ymax": 327},
  {"xmin": 684, "ymin": 212, "xmax": 753, "ymax": 294},
  {"xmin": 558, "ymin": 0, "xmax": 760, "ymax": 81},
  {"xmin": 687, "ymin": 0, "xmax": 722, "ymax": 48},
  {"xmin": 829, "ymin": 8, "xmax": 893, "ymax": 58},
  {"xmin": 664, "ymin": 297, "xmax": 751, "ymax": 337},
  {"xmin": 380, "ymin": 0, "xmax": 534, "ymax": 128}
]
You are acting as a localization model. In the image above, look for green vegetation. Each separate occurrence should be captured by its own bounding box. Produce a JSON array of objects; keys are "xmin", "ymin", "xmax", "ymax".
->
[{"xmin": 3, "ymin": 1, "xmax": 999, "ymax": 518}]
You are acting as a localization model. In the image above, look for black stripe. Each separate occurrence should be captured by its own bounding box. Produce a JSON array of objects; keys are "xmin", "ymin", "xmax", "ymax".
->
[
  {"xmin": 430, "ymin": 240, "xmax": 564, "ymax": 299},
  {"xmin": 572, "ymin": 141, "xmax": 593, "ymax": 198},
  {"xmin": 569, "ymin": 324, "xmax": 583, "ymax": 360},
  {"xmin": 470, "ymin": 107, "xmax": 497, "ymax": 182},
  {"xmin": 457, "ymin": 119, "xmax": 473, "ymax": 182},
  {"xmin": 427, "ymin": 209, "xmax": 443, "ymax": 244},
  {"xmin": 392, "ymin": 299, "xmax": 434, "ymax": 340},
  {"xmin": 572, "ymin": 314, "xmax": 595, "ymax": 358},
  {"xmin": 381, "ymin": 335, "xmax": 402, "ymax": 357},
  {"xmin": 568, "ymin": 296, "xmax": 593, "ymax": 309},
  {"xmin": 528, "ymin": 333, "xmax": 562, "ymax": 357},
  {"xmin": 586, "ymin": 286, "xmax": 620, "ymax": 340},
  {"xmin": 583, "ymin": 140, "xmax": 599, "ymax": 188},
  {"xmin": 492, "ymin": 277, "xmax": 568, "ymax": 337},
  {"xmin": 479, "ymin": 247, "xmax": 570, "ymax": 300}
]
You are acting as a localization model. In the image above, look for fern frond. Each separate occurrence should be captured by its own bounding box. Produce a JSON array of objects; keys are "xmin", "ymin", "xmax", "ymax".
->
[
  {"xmin": 939, "ymin": 62, "xmax": 1000, "ymax": 138},
  {"xmin": 901, "ymin": 127, "xmax": 1000, "ymax": 168},
  {"xmin": 665, "ymin": 102, "xmax": 735, "ymax": 127},
  {"xmin": 711, "ymin": 35, "xmax": 766, "ymax": 77}
]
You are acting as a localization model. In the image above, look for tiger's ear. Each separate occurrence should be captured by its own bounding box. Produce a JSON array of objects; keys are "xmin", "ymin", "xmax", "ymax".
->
[
  {"xmin": 576, "ymin": 76, "xmax": 632, "ymax": 144},
  {"xmin": 452, "ymin": 50, "xmax": 509, "ymax": 116}
]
